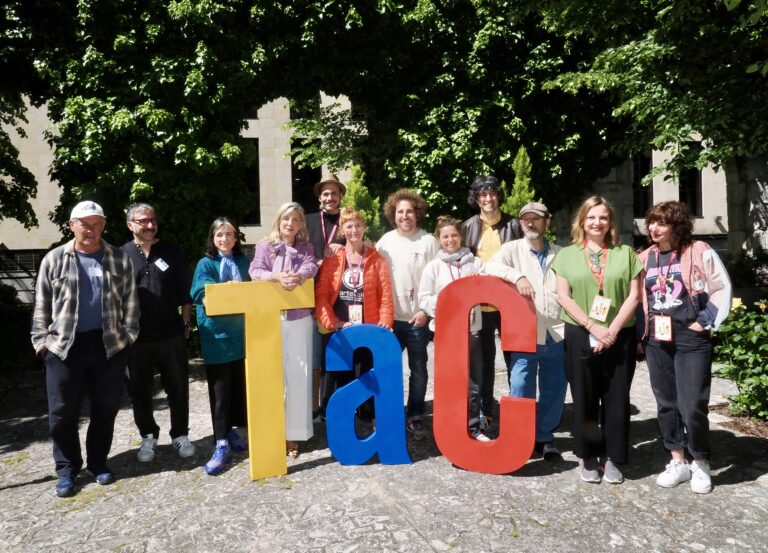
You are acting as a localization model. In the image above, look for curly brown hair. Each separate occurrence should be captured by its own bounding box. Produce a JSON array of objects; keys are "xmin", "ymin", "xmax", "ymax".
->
[
  {"xmin": 645, "ymin": 201, "xmax": 694, "ymax": 251},
  {"xmin": 383, "ymin": 189, "xmax": 428, "ymax": 227}
]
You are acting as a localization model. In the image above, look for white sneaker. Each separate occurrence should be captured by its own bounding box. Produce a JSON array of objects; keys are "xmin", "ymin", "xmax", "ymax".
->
[
  {"xmin": 172, "ymin": 435, "xmax": 196, "ymax": 458},
  {"xmin": 137, "ymin": 434, "xmax": 157, "ymax": 462},
  {"xmin": 474, "ymin": 433, "xmax": 492, "ymax": 442},
  {"xmin": 656, "ymin": 459, "xmax": 691, "ymax": 488},
  {"xmin": 690, "ymin": 460, "xmax": 713, "ymax": 494}
]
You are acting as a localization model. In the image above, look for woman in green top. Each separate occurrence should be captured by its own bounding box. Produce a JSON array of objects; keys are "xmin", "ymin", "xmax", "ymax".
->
[{"xmin": 552, "ymin": 196, "xmax": 642, "ymax": 485}]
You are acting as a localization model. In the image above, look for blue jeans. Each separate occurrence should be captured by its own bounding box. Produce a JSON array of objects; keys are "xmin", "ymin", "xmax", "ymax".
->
[
  {"xmin": 506, "ymin": 332, "xmax": 567, "ymax": 443},
  {"xmin": 393, "ymin": 320, "xmax": 430, "ymax": 420}
]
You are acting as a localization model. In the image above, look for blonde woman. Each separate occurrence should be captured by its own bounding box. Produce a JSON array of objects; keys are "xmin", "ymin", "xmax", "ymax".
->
[
  {"xmin": 249, "ymin": 202, "xmax": 318, "ymax": 458},
  {"xmin": 552, "ymin": 196, "xmax": 642, "ymax": 484}
]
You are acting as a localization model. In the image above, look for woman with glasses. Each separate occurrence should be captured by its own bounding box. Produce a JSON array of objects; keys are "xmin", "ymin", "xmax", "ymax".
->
[
  {"xmin": 552, "ymin": 196, "xmax": 642, "ymax": 484},
  {"xmin": 249, "ymin": 202, "xmax": 318, "ymax": 459},
  {"xmin": 191, "ymin": 217, "xmax": 251, "ymax": 475}
]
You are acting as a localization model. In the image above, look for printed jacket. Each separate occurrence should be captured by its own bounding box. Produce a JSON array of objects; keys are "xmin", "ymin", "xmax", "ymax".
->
[{"xmin": 638, "ymin": 240, "xmax": 732, "ymax": 336}]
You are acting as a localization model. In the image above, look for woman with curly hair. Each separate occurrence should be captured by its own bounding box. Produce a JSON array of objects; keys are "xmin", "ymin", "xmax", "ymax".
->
[{"xmin": 639, "ymin": 201, "xmax": 732, "ymax": 494}]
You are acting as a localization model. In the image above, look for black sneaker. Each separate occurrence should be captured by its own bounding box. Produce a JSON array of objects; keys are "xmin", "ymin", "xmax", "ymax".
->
[
  {"xmin": 406, "ymin": 420, "xmax": 427, "ymax": 441},
  {"xmin": 542, "ymin": 442, "xmax": 562, "ymax": 462}
]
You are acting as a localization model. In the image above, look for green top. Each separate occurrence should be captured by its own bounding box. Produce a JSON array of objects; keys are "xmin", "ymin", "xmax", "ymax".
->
[{"xmin": 551, "ymin": 243, "xmax": 642, "ymax": 328}]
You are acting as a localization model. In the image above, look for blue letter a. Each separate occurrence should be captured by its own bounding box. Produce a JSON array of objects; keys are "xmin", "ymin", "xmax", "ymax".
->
[{"xmin": 325, "ymin": 325, "xmax": 411, "ymax": 465}]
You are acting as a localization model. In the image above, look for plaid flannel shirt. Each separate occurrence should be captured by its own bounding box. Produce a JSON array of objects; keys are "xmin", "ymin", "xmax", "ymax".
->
[{"xmin": 31, "ymin": 238, "xmax": 140, "ymax": 360}]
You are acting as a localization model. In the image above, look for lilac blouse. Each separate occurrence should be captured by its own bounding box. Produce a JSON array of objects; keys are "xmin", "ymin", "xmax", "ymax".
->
[{"xmin": 249, "ymin": 240, "xmax": 318, "ymax": 320}]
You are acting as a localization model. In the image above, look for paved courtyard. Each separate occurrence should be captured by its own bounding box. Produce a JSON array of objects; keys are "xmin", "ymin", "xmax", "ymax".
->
[{"xmin": 1, "ymin": 343, "xmax": 767, "ymax": 553}]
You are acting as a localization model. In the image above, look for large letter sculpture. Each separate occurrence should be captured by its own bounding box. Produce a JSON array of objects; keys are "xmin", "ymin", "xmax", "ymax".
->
[
  {"xmin": 205, "ymin": 280, "xmax": 314, "ymax": 480},
  {"xmin": 325, "ymin": 325, "xmax": 411, "ymax": 465},
  {"xmin": 433, "ymin": 275, "xmax": 537, "ymax": 474}
]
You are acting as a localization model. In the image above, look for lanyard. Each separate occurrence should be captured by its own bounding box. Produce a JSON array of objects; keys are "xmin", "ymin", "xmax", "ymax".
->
[
  {"xmin": 345, "ymin": 247, "xmax": 365, "ymax": 289},
  {"xmin": 320, "ymin": 211, "xmax": 339, "ymax": 248},
  {"xmin": 583, "ymin": 241, "xmax": 608, "ymax": 294},
  {"xmin": 445, "ymin": 260, "xmax": 462, "ymax": 282},
  {"xmin": 654, "ymin": 247, "xmax": 677, "ymax": 305}
]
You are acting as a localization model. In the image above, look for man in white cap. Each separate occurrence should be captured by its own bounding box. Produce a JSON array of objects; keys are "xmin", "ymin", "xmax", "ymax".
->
[
  {"xmin": 487, "ymin": 201, "xmax": 567, "ymax": 460},
  {"xmin": 31, "ymin": 200, "xmax": 139, "ymax": 497}
]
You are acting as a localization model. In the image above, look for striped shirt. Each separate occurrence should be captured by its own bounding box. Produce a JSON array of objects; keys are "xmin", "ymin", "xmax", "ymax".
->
[{"xmin": 31, "ymin": 239, "xmax": 140, "ymax": 360}]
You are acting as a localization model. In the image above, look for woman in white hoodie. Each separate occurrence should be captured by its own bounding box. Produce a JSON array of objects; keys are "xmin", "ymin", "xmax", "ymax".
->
[{"xmin": 418, "ymin": 216, "xmax": 489, "ymax": 441}]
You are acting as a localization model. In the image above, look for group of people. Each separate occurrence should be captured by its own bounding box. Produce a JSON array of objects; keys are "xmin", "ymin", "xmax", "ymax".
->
[{"xmin": 31, "ymin": 173, "xmax": 731, "ymax": 499}]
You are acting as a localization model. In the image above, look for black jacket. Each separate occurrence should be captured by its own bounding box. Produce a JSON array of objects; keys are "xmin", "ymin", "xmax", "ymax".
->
[
  {"xmin": 461, "ymin": 212, "xmax": 523, "ymax": 255},
  {"xmin": 306, "ymin": 211, "xmax": 346, "ymax": 261}
]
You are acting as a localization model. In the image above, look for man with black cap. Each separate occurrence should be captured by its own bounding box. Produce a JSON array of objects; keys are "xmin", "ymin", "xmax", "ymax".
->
[
  {"xmin": 305, "ymin": 173, "xmax": 347, "ymax": 418},
  {"xmin": 461, "ymin": 175, "xmax": 522, "ymax": 430},
  {"xmin": 31, "ymin": 201, "xmax": 139, "ymax": 497},
  {"xmin": 487, "ymin": 201, "xmax": 566, "ymax": 459}
]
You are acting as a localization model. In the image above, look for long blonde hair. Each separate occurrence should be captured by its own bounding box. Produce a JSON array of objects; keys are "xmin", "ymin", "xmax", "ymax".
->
[
  {"xmin": 267, "ymin": 202, "xmax": 310, "ymax": 244},
  {"xmin": 570, "ymin": 195, "xmax": 620, "ymax": 246}
]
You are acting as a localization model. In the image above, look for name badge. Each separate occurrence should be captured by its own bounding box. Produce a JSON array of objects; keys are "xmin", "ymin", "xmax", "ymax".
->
[
  {"xmin": 654, "ymin": 315, "xmax": 673, "ymax": 342},
  {"xmin": 589, "ymin": 295, "xmax": 612, "ymax": 322},
  {"xmin": 348, "ymin": 304, "xmax": 363, "ymax": 325},
  {"xmin": 154, "ymin": 258, "xmax": 169, "ymax": 271}
]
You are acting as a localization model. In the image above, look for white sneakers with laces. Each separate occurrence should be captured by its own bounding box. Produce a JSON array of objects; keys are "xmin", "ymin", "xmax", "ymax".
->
[
  {"xmin": 172, "ymin": 435, "xmax": 196, "ymax": 458},
  {"xmin": 690, "ymin": 459, "xmax": 713, "ymax": 494},
  {"xmin": 137, "ymin": 434, "xmax": 157, "ymax": 462},
  {"xmin": 138, "ymin": 434, "xmax": 196, "ymax": 461},
  {"xmin": 656, "ymin": 459, "xmax": 691, "ymax": 488},
  {"xmin": 656, "ymin": 458, "xmax": 712, "ymax": 493}
]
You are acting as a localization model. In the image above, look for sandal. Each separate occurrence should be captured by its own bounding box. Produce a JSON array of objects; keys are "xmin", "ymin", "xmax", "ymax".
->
[{"xmin": 286, "ymin": 441, "xmax": 300, "ymax": 459}]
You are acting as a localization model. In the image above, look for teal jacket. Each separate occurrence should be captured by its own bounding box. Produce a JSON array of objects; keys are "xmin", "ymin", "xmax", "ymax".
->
[{"xmin": 190, "ymin": 254, "xmax": 251, "ymax": 365}]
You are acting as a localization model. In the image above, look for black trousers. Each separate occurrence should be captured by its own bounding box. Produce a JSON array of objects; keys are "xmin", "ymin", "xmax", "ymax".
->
[
  {"xmin": 45, "ymin": 330, "xmax": 130, "ymax": 477},
  {"xmin": 479, "ymin": 311, "xmax": 502, "ymax": 417},
  {"xmin": 645, "ymin": 322, "xmax": 713, "ymax": 459},
  {"xmin": 467, "ymin": 331, "xmax": 483, "ymax": 434},
  {"xmin": 319, "ymin": 333, "xmax": 375, "ymax": 420},
  {"xmin": 128, "ymin": 334, "xmax": 190, "ymax": 440},
  {"xmin": 205, "ymin": 359, "xmax": 247, "ymax": 440},
  {"xmin": 564, "ymin": 323, "xmax": 636, "ymax": 464}
]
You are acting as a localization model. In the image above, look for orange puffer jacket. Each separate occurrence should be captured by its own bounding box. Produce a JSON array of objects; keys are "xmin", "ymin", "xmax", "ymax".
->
[{"xmin": 315, "ymin": 246, "xmax": 394, "ymax": 330}]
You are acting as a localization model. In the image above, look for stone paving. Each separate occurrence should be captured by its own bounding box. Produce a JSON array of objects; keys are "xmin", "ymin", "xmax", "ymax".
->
[{"xmin": 1, "ymin": 343, "xmax": 767, "ymax": 553}]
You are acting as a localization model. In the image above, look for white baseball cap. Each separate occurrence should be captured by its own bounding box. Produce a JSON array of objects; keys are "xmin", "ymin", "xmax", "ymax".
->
[{"xmin": 70, "ymin": 201, "xmax": 106, "ymax": 220}]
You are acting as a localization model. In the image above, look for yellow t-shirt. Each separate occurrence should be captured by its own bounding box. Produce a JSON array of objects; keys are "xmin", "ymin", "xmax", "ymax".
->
[{"xmin": 477, "ymin": 214, "xmax": 502, "ymax": 311}]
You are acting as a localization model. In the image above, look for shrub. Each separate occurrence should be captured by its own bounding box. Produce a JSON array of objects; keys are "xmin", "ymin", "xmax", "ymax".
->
[{"xmin": 714, "ymin": 299, "xmax": 768, "ymax": 420}]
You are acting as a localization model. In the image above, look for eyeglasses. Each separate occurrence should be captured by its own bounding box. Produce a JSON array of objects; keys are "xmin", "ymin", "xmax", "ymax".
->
[
  {"xmin": 132, "ymin": 218, "xmax": 158, "ymax": 227},
  {"xmin": 521, "ymin": 217, "xmax": 543, "ymax": 225}
]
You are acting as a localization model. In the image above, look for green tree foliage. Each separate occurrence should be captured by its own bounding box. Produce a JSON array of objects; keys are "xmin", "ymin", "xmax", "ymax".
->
[
  {"xmin": 340, "ymin": 164, "xmax": 385, "ymax": 241},
  {"xmin": 542, "ymin": 0, "xmax": 768, "ymax": 179},
  {"xmin": 32, "ymin": 0, "xmax": 264, "ymax": 258},
  {"xmin": 715, "ymin": 300, "xmax": 768, "ymax": 420},
  {"xmin": 500, "ymin": 146, "xmax": 536, "ymax": 217},
  {"xmin": 0, "ymin": 1, "xmax": 73, "ymax": 227}
]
